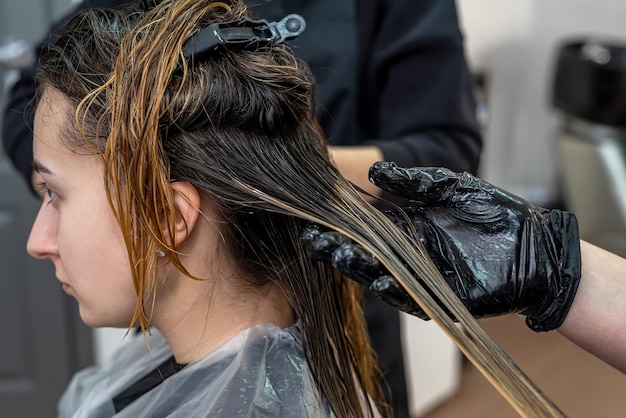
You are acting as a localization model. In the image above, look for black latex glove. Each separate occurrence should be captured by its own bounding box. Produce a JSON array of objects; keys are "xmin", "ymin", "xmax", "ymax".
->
[
  {"xmin": 302, "ymin": 223, "xmax": 429, "ymax": 318},
  {"xmin": 303, "ymin": 162, "xmax": 582, "ymax": 332}
]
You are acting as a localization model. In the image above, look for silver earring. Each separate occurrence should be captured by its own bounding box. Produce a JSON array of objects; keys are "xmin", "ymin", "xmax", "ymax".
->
[{"xmin": 156, "ymin": 247, "xmax": 165, "ymax": 257}]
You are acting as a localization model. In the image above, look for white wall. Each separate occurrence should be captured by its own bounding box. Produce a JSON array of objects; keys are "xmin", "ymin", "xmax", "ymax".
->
[
  {"xmin": 401, "ymin": 314, "xmax": 460, "ymax": 417},
  {"xmin": 457, "ymin": 0, "xmax": 626, "ymax": 205}
]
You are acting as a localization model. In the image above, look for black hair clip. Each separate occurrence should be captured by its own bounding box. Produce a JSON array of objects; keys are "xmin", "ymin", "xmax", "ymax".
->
[{"xmin": 183, "ymin": 13, "xmax": 306, "ymax": 59}]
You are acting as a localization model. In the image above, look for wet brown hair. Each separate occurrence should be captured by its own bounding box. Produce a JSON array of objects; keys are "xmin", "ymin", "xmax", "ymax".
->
[{"xmin": 36, "ymin": 0, "xmax": 566, "ymax": 417}]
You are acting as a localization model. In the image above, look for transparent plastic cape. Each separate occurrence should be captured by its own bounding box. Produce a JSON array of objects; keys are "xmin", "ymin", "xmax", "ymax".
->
[{"xmin": 58, "ymin": 323, "xmax": 336, "ymax": 417}]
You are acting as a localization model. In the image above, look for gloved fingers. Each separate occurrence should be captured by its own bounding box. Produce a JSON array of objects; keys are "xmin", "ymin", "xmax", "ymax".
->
[
  {"xmin": 301, "ymin": 222, "xmax": 322, "ymax": 244},
  {"xmin": 370, "ymin": 162, "xmax": 542, "ymax": 218},
  {"xmin": 331, "ymin": 243, "xmax": 387, "ymax": 287},
  {"xmin": 370, "ymin": 275, "xmax": 429, "ymax": 320},
  {"xmin": 302, "ymin": 224, "xmax": 386, "ymax": 287},
  {"xmin": 301, "ymin": 223, "xmax": 350, "ymax": 262},
  {"xmin": 369, "ymin": 162, "xmax": 464, "ymax": 203}
]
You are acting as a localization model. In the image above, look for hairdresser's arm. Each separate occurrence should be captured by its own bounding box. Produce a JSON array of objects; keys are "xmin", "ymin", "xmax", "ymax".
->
[
  {"xmin": 3, "ymin": 51, "xmax": 40, "ymax": 188},
  {"xmin": 304, "ymin": 163, "xmax": 626, "ymax": 370},
  {"xmin": 304, "ymin": 162, "xmax": 581, "ymax": 332},
  {"xmin": 328, "ymin": 0, "xmax": 481, "ymax": 203},
  {"xmin": 558, "ymin": 241, "xmax": 626, "ymax": 373},
  {"xmin": 355, "ymin": 0, "xmax": 482, "ymax": 178},
  {"xmin": 328, "ymin": 146, "xmax": 384, "ymax": 198}
]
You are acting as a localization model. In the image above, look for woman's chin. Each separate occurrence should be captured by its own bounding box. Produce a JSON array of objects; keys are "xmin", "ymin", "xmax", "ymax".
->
[{"xmin": 78, "ymin": 309, "xmax": 134, "ymax": 329}]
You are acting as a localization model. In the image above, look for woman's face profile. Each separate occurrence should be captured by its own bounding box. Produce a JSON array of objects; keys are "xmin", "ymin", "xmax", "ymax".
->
[{"xmin": 27, "ymin": 88, "xmax": 137, "ymax": 328}]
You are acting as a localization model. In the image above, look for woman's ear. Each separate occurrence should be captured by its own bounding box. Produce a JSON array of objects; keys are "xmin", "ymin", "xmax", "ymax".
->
[{"xmin": 169, "ymin": 181, "xmax": 201, "ymax": 247}]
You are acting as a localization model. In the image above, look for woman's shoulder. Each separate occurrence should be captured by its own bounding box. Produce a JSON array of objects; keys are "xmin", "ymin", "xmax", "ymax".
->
[{"xmin": 123, "ymin": 322, "xmax": 334, "ymax": 417}]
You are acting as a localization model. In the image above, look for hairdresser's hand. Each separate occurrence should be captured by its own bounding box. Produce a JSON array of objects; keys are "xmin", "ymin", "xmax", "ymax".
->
[
  {"xmin": 301, "ymin": 223, "xmax": 429, "ymax": 318},
  {"xmin": 304, "ymin": 162, "xmax": 582, "ymax": 332}
]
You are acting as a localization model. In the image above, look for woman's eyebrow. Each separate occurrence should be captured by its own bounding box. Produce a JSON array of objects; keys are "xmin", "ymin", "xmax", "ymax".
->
[{"xmin": 32, "ymin": 159, "xmax": 53, "ymax": 175}]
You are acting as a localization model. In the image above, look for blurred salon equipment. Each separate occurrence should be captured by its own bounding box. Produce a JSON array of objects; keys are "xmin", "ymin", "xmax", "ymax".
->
[
  {"xmin": 553, "ymin": 39, "xmax": 626, "ymax": 257},
  {"xmin": 0, "ymin": 39, "xmax": 33, "ymax": 70}
]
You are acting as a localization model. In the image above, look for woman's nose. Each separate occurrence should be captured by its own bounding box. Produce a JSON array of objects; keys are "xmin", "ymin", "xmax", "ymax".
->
[{"xmin": 27, "ymin": 200, "xmax": 59, "ymax": 259}]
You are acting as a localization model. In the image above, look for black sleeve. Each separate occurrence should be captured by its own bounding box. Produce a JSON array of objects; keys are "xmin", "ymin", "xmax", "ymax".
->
[
  {"xmin": 358, "ymin": 0, "xmax": 482, "ymax": 176},
  {"xmin": 1, "ymin": 0, "xmax": 132, "ymax": 191},
  {"xmin": 3, "ymin": 49, "xmax": 39, "ymax": 187}
]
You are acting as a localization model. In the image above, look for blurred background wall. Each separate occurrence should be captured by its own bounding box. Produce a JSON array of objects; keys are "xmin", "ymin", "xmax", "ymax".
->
[{"xmin": 457, "ymin": 0, "xmax": 626, "ymax": 207}]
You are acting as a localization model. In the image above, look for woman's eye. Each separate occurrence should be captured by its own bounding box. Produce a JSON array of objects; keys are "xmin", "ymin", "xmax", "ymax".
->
[
  {"xmin": 47, "ymin": 189, "xmax": 57, "ymax": 201},
  {"xmin": 36, "ymin": 183, "xmax": 57, "ymax": 204}
]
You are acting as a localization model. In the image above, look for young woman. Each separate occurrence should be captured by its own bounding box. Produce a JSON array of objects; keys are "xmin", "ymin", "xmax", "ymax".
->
[{"xmin": 27, "ymin": 1, "xmax": 386, "ymax": 416}]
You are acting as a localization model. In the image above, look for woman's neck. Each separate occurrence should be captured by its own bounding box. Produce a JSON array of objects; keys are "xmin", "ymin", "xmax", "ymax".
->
[{"xmin": 152, "ymin": 273, "xmax": 294, "ymax": 364}]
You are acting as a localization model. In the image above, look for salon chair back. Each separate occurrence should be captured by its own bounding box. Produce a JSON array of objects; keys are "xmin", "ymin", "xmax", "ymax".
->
[
  {"xmin": 557, "ymin": 119, "xmax": 626, "ymax": 257},
  {"xmin": 553, "ymin": 38, "xmax": 626, "ymax": 257}
]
